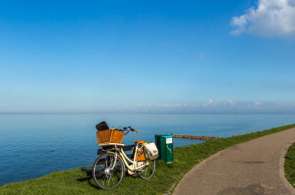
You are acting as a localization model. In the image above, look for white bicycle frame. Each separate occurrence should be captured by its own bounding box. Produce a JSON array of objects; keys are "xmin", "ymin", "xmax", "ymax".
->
[{"xmin": 118, "ymin": 144, "xmax": 147, "ymax": 172}]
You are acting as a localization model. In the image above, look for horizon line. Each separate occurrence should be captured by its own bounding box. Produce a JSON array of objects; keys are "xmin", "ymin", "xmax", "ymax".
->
[{"xmin": 1, "ymin": 110, "xmax": 295, "ymax": 115}]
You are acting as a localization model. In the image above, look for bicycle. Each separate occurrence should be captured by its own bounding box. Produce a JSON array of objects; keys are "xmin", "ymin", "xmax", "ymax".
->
[{"xmin": 92, "ymin": 125, "xmax": 158, "ymax": 190}]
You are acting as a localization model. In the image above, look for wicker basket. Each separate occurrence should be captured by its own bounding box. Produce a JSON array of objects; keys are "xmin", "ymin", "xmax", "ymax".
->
[{"xmin": 96, "ymin": 128, "xmax": 124, "ymax": 145}]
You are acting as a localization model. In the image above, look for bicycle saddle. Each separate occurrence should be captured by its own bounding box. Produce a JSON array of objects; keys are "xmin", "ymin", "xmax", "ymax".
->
[{"xmin": 134, "ymin": 140, "xmax": 145, "ymax": 144}]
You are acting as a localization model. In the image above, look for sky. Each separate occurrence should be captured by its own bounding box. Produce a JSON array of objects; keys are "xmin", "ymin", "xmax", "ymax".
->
[{"xmin": 0, "ymin": 0, "xmax": 295, "ymax": 113}]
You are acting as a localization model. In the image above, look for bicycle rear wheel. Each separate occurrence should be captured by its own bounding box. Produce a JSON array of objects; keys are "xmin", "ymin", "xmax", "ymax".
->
[
  {"xmin": 138, "ymin": 159, "xmax": 156, "ymax": 180},
  {"xmin": 92, "ymin": 152, "xmax": 125, "ymax": 190}
]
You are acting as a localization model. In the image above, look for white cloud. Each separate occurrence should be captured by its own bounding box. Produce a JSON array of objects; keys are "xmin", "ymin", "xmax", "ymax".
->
[{"xmin": 231, "ymin": 0, "xmax": 295, "ymax": 36}]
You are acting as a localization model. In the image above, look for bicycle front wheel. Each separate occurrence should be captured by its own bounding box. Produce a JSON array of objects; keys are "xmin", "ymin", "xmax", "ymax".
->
[{"xmin": 92, "ymin": 152, "xmax": 125, "ymax": 190}]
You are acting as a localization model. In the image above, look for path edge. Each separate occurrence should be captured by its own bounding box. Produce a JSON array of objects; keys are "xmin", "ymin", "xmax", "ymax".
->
[
  {"xmin": 279, "ymin": 138, "xmax": 295, "ymax": 194},
  {"xmin": 172, "ymin": 148, "xmax": 227, "ymax": 194}
]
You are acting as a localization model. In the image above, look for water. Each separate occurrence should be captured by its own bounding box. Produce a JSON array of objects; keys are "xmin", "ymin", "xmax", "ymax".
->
[{"xmin": 0, "ymin": 113, "xmax": 294, "ymax": 185}]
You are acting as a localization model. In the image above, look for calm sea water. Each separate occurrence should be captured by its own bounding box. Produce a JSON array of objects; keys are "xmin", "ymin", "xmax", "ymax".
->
[{"xmin": 0, "ymin": 113, "xmax": 294, "ymax": 185}]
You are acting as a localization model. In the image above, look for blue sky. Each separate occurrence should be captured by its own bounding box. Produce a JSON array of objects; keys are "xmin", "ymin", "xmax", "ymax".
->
[{"xmin": 0, "ymin": 0, "xmax": 295, "ymax": 113}]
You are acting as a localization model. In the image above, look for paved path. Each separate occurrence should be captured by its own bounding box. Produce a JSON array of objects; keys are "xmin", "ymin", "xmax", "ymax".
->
[{"xmin": 173, "ymin": 127, "xmax": 295, "ymax": 195}]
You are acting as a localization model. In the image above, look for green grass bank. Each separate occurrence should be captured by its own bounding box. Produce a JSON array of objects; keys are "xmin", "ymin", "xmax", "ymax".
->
[
  {"xmin": 285, "ymin": 142, "xmax": 295, "ymax": 188},
  {"xmin": 1, "ymin": 124, "xmax": 295, "ymax": 195}
]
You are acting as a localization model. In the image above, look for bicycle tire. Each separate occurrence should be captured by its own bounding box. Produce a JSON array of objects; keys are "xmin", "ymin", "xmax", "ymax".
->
[
  {"xmin": 92, "ymin": 152, "xmax": 125, "ymax": 190},
  {"xmin": 138, "ymin": 159, "xmax": 156, "ymax": 180}
]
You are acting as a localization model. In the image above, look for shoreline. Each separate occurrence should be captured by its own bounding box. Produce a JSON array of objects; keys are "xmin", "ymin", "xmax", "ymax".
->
[{"xmin": 1, "ymin": 124, "xmax": 295, "ymax": 194}]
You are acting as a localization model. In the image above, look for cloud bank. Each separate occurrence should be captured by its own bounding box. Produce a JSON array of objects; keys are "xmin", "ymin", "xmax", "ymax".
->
[
  {"xmin": 133, "ymin": 100, "xmax": 295, "ymax": 114},
  {"xmin": 231, "ymin": 0, "xmax": 295, "ymax": 37},
  {"xmin": 1, "ymin": 100, "xmax": 295, "ymax": 114}
]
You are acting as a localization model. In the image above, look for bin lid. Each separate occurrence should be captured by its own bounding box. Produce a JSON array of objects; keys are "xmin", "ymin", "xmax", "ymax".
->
[
  {"xmin": 161, "ymin": 134, "xmax": 173, "ymax": 138},
  {"xmin": 155, "ymin": 134, "xmax": 173, "ymax": 139}
]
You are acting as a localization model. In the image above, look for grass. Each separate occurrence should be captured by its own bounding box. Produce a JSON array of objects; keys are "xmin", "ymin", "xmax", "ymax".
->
[
  {"xmin": 285, "ymin": 142, "xmax": 295, "ymax": 188},
  {"xmin": 1, "ymin": 124, "xmax": 295, "ymax": 195}
]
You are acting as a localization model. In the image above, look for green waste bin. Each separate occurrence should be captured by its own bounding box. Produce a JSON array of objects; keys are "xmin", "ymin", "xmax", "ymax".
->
[{"xmin": 155, "ymin": 134, "xmax": 173, "ymax": 165}]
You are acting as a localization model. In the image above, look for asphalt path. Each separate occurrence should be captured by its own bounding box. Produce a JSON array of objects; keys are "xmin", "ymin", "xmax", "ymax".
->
[{"xmin": 173, "ymin": 127, "xmax": 295, "ymax": 195}]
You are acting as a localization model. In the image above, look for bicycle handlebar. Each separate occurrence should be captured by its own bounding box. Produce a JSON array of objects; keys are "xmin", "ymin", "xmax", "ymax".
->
[{"xmin": 121, "ymin": 126, "xmax": 139, "ymax": 134}]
